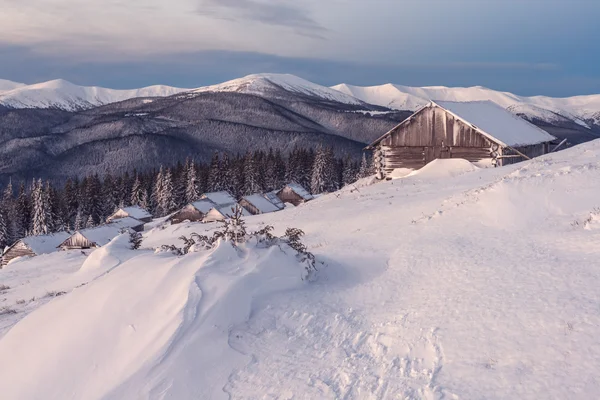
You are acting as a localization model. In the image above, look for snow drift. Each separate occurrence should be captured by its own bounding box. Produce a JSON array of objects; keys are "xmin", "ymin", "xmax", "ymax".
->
[{"xmin": 1, "ymin": 140, "xmax": 600, "ymax": 399}]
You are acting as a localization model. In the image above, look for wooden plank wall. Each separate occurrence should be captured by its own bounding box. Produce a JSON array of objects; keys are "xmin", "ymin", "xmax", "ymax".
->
[
  {"xmin": 170, "ymin": 206, "xmax": 204, "ymax": 224},
  {"xmin": 239, "ymin": 199, "xmax": 260, "ymax": 215},
  {"xmin": 1, "ymin": 241, "xmax": 35, "ymax": 267},
  {"xmin": 59, "ymin": 232, "xmax": 96, "ymax": 250},
  {"xmin": 501, "ymin": 143, "xmax": 548, "ymax": 166},
  {"xmin": 277, "ymin": 188, "xmax": 305, "ymax": 207},
  {"xmin": 379, "ymin": 105, "xmax": 496, "ymax": 174}
]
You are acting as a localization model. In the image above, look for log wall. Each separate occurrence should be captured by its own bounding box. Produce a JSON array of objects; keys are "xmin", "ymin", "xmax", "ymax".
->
[{"xmin": 1, "ymin": 241, "xmax": 35, "ymax": 267}]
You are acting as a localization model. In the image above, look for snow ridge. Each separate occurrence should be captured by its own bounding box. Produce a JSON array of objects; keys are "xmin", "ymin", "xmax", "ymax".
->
[{"xmin": 332, "ymin": 82, "xmax": 600, "ymax": 128}]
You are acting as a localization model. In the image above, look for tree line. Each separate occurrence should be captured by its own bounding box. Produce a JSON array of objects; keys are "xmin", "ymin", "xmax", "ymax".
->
[{"xmin": 0, "ymin": 147, "xmax": 372, "ymax": 248}]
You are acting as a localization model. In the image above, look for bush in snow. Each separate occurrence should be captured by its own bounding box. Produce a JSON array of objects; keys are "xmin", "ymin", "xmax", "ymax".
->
[
  {"xmin": 129, "ymin": 231, "xmax": 143, "ymax": 250},
  {"xmin": 281, "ymin": 228, "xmax": 317, "ymax": 277}
]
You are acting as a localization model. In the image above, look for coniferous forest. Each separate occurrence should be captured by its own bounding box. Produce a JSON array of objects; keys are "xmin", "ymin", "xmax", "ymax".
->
[{"xmin": 0, "ymin": 147, "xmax": 373, "ymax": 248}]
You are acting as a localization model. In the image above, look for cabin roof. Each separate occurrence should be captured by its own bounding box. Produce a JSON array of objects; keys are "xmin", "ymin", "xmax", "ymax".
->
[
  {"xmin": 200, "ymin": 191, "xmax": 237, "ymax": 206},
  {"xmin": 283, "ymin": 183, "xmax": 314, "ymax": 201},
  {"xmin": 263, "ymin": 191, "xmax": 284, "ymax": 209},
  {"xmin": 65, "ymin": 217, "xmax": 143, "ymax": 247},
  {"xmin": 434, "ymin": 101, "xmax": 556, "ymax": 147},
  {"xmin": 209, "ymin": 204, "xmax": 251, "ymax": 218},
  {"xmin": 367, "ymin": 101, "xmax": 556, "ymax": 149},
  {"xmin": 190, "ymin": 199, "xmax": 216, "ymax": 214},
  {"xmin": 13, "ymin": 232, "xmax": 71, "ymax": 255},
  {"xmin": 242, "ymin": 194, "xmax": 280, "ymax": 214},
  {"xmin": 116, "ymin": 206, "xmax": 152, "ymax": 220}
]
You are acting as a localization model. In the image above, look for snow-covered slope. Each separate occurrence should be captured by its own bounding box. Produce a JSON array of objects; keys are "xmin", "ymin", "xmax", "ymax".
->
[
  {"xmin": 1, "ymin": 139, "xmax": 600, "ymax": 399},
  {"xmin": 192, "ymin": 73, "xmax": 364, "ymax": 105},
  {"xmin": 0, "ymin": 79, "xmax": 26, "ymax": 93},
  {"xmin": 0, "ymin": 79, "xmax": 188, "ymax": 111},
  {"xmin": 333, "ymin": 82, "xmax": 600, "ymax": 128}
]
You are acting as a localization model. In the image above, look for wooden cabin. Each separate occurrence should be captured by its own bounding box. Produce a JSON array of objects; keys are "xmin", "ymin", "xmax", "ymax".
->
[
  {"xmin": 276, "ymin": 183, "xmax": 314, "ymax": 207},
  {"xmin": 170, "ymin": 199, "xmax": 216, "ymax": 224},
  {"xmin": 239, "ymin": 194, "xmax": 280, "ymax": 216},
  {"xmin": 366, "ymin": 101, "xmax": 557, "ymax": 179},
  {"xmin": 107, "ymin": 206, "xmax": 153, "ymax": 223},
  {"xmin": 203, "ymin": 204, "xmax": 251, "ymax": 223},
  {"xmin": 200, "ymin": 191, "xmax": 237, "ymax": 206},
  {"xmin": 1, "ymin": 233, "xmax": 71, "ymax": 268},
  {"xmin": 263, "ymin": 191, "xmax": 285, "ymax": 210},
  {"xmin": 58, "ymin": 218, "xmax": 144, "ymax": 250}
]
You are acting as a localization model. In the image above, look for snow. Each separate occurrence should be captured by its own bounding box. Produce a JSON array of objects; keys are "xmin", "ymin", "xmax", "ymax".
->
[
  {"xmin": 332, "ymin": 82, "xmax": 600, "ymax": 129},
  {"xmin": 190, "ymin": 199, "xmax": 217, "ymax": 214},
  {"xmin": 407, "ymin": 158, "xmax": 479, "ymax": 180},
  {"xmin": 1, "ymin": 140, "xmax": 600, "ymax": 398},
  {"xmin": 16, "ymin": 232, "xmax": 71, "ymax": 255},
  {"xmin": 200, "ymin": 191, "xmax": 237, "ymax": 206},
  {"xmin": 115, "ymin": 206, "xmax": 152, "ymax": 221},
  {"xmin": 242, "ymin": 194, "xmax": 280, "ymax": 214},
  {"xmin": 192, "ymin": 73, "xmax": 364, "ymax": 105},
  {"xmin": 0, "ymin": 79, "xmax": 188, "ymax": 111},
  {"xmin": 204, "ymin": 204, "xmax": 251, "ymax": 223},
  {"xmin": 74, "ymin": 218, "xmax": 142, "ymax": 247},
  {"xmin": 435, "ymin": 101, "xmax": 556, "ymax": 146},
  {"xmin": 0, "ymin": 79, "xmax": 26, "ymax": 93}
]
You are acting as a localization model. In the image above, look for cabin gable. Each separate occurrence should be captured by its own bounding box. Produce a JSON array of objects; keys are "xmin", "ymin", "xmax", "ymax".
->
[
  {"xmin": 59, "ymin": 232, "xmax": 97, "ymax": 250},
  {"xmin": 1, "ymin": 241, "xmax": 35, "ymax": 267},
  {"xmin": 170, "ymin": 204, "xmax": 205, "ymax": 224}
]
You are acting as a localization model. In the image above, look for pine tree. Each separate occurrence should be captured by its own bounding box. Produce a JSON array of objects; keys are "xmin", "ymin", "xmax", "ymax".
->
[
  {"xmin": 0, "ymin": 204, "xmax": 9, "ymax": 249},
  {"xmin": 184, "ymin": 159, "xmax": 199, "ymax": 204},
  {"xmin": 158, "ymin": 168, "xmax": 177, "ymax": 216},
  {"xmin": 16, "ymin": 182, "xmax": 30, "ymax": 237},
  {"xmin": 31, "ymin": 179, "xmax": 49, "ymax": 236},
  {"xmin": 243, "ymin": 151, "xmax": 262, "ymax": 195},
  {"xmin": 130, "ymin": 175, "xmax": 144, "ymax": 207},
  {"xmin": 63, "ymin": 178, "xmax": 78, "ymax": 231},
  {"xmin": 151, "ymin": 167, "xmax": 165, "ymax": 216},
  {"xmin": 207, "ymin": 152, "xmax": 223, "ymax": 192},
  {"xmin": 2, "ymin": 179, "xmax": 17, "ymax": 244},
  {"xmin": 139, "ymin": 189, "xmax": 149, "ymax": 211},
  {"xmin": 85, "ymin": 214, "xmax": 94, "ymax": 229},
  {"xmin": 358, "ymin": 153, "xmax": 372, "ymax": 179},
  {"xmin": 74, "ymin": 208, "xmax": 84, "ymax": 231}
]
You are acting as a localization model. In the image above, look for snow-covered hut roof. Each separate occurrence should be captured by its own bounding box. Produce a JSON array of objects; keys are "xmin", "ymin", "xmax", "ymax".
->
[
  {"xmin": 18, "ymin": 232, "xmax": 71, "ymax": 255},
  {"xmin": 76, "ymin": 225, "xmax": 126, "ymax": 247},
  {"xmin": 190, "ymin": 199, "xmax": 216, "ymax": 214},
  {"xmin": 106, "ymin": 217, "xmax": 144, "ymax": 230},
  {"xmin": 434, "ymin": 100, "xmax": 556, "ymax": 147},
  {"xmin": 200, "ymin": 191, "xmax": 237, "ymax": 206},
  {"xmin": 211, "ymin": 204, "xmax": 251, "ymax": 218},
  {"xmin": 285, "ymin": 183, "xmax": 314, "ymax": 201},
  {"xmin": 263, "ymin": 191, "xmax": 284, "ymax": 210},
  {"xmin": 116, "ymin": 206, "xmax": 152, "ymax": 220},
  {"xmin": 242, "ymin": 194, "xmax": 280, "ymax": 214}
]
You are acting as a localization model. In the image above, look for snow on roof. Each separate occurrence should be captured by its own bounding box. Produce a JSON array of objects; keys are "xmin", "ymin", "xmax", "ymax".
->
[
  {"xmin": 285, "ymin": 183, "xmax": 314, "ymax": 201},
  {"xmin": 435, "ymin": 100, "xmax": 556, "ymax": 147},
  {"xmin": 19, "ymin": 232, "xmax": 71, "ymax": 255},
  {"xmin": 212, "ymin": 204, "xmax": 251, "ymax": 218},
  {"xmin": 191, "ymin": 199, "xmax": 216, "ymax": 214},
  {"xmin": 76, "ymin": 218, "xmax": 143, "ymax": 247},
  {"xmin": 242, "ymin": 194, "xmax": 280, "ymax": 214},
  {"xmin": 200, "ymin": 191, "xmax": 237, "ymax": 206},
  {"xmin": 263, "ymin": 191, "xmax": 284, "ymax": 210},
  {"xmin": 118, "ymin": 206, "xmax": 152, "ymax": 220}
]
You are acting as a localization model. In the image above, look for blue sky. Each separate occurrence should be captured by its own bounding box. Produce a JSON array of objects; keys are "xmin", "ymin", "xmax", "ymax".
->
[{"xmin": 0, "ymin": 0, "xmax": 598, "ymax": 96}]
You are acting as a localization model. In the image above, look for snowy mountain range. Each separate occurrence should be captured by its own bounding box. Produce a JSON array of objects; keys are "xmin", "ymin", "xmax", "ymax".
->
[{"xmin": 2, "ymin": 73, "xmax": 600, "ymax": 132}]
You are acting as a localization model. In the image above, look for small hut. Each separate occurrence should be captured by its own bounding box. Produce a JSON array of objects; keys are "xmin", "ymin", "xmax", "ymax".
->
[
  {"xmin": 239, "ymin": 194, "xmax": 280, "ymax": 215},
  {"xmin": 203, "ymin": 204, "xmax": 251, "ymax": 223},
  {"xmin": 58, "ymin": 217, "xmax": 144, "ymax": 250},
  {"xmin": 1, "ymin": 232, "xmax": 71, "ymax": 268},
  {"xmin": 200, "ymin": 191, "xmax": 237, "ymax": 206},
  {"xmin": 170, "ymin": 199, "xmax": 216, "ymax": 224},
  {"xmin": 107, "ymin": 206, "xmax": 153, "ymax": 223},
  {"xmin": 366, "ymin": 100, "xmax": 557, "ymax": 179},
  {"xmin": 276, "ymin": 183, "xmax": 314, "ymax": 207},
  {"xmin": 263, "ymin": 191, "xmax": 285, "ymax": 210}
]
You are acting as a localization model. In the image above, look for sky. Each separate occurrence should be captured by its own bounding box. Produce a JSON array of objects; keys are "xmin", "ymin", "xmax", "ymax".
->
[{"xmin": 0, "ymin": 0, "xmax": 599, "ymax": 96}]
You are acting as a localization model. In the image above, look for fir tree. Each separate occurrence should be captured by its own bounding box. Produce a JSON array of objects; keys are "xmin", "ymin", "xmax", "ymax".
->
[
  {"xmin": 31, "ymin": 179, "xmax": 49, "ymax": 236},
  {"xmin": 74, "ymin": 208, "xmax": 84, "ymax": 231},
  {"xmin": 16, "ymin": 182, "xmax": 30, "ymax": 237},
  {"xmin": 207, "ymin": 152, "xmax": 223, "ymax": 192},
  {"xmin": 130, "ymin": 175, "xmax": 144, "ymax": 207},
  {"xmin": 2, "ymin": 179, "xmax": 17, "ymax": 244},
  {"xmin": 184, "ymin": 159, "xmax": 200, "ymax": 204},
  {"xmin": 358, "ymin": 153, "xmax": 372, "ymax": 179},
  {"xmin": 85, "ymin": 214, "xmax": 94, "ymax": 229},
  {"xmin": 151, "ymin": 167, "xmax": 165, "ymax": 216},
  {"xmin": 243, "ymin": 151, "xmax": 262, "ymax": 195},
  {"xmin": 0, "ymin": 205, "xmax": 8, "ymax": 249},
  {"xmin": 158, "ymin": 168, "xmax": 177, "ymax": 216}
]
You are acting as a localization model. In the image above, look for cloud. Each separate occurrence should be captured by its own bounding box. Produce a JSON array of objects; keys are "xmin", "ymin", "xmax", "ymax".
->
[{"xmin": 197, "ymin": 0, "xmax": 327, "ymax": 38}]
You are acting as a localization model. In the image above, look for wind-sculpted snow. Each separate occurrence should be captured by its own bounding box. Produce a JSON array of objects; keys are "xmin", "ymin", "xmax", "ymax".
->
[{"xmin": 1, "ymin": 140, "xmax": 600, "ymax": 399}]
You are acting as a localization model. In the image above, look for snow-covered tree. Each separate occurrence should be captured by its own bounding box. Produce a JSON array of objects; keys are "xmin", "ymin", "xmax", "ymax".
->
[
  {"xmin": 311, "ymin": 146, "xmax": 336, "ymax": 194},
  {"xmin": 358, "ymin": 153, "xmax": 373, "ymax": 179},
  {"xmin": 130, "ymin": 175, "xmax": 144, "ymax": 207},
  {"xmin": 184, "ymin": 159, "xmax": 199, "ymax": 204},
  {"xmin": 151, "ymin": 167, "xmax": 165, "ymax": 216},
  {"xmin": 16, "ymin": 182, "xmax": 30, "ymax": 238},
  {"xmin": 85, "ymin": 214, "xmax": 94, "ymax": 229},
  {"xmin": 31, "ymin": 179, "xmax": 49, "ymax": 236},
  {"xmin": 74, "ymin": 208, "xmax": 84, "ymax": 231},
  {"xmin": 207, "ymin": 152, "xmax": 224, "ymax": 192},
  {"xmin": 243, "ymin": 151, "xmax": 262, "ymax": 195}
]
